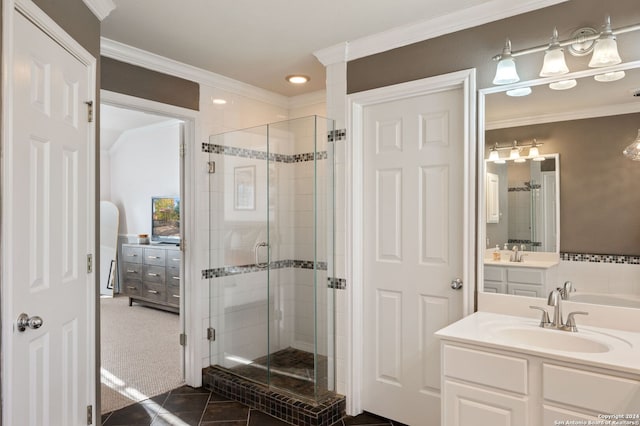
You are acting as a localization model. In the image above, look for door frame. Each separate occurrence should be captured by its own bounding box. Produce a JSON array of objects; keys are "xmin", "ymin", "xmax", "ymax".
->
[
  {"xmin": 346, "ymin": 69, "xmax": 477, "ymax": 415},
  {"xmin": 100, "ymin": 90, "xmax": 201, "ymax": 389},
  {"xmin": 1, "ymin": 0, "xmax": 98, "ymax": 422}
]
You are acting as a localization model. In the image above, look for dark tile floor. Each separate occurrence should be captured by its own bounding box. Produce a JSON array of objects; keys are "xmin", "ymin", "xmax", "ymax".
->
[{"xmin": 101, "ymin": 385, "xmax": 405, "ymax": 426}]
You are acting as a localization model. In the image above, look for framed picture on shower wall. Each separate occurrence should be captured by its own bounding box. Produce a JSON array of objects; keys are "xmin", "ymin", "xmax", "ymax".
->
[{"xmin": 234, "ymin": 165, "xmax": 256, "ymax": 210}]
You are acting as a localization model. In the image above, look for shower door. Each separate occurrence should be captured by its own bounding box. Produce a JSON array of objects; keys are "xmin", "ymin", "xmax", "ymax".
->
[{"xmin": 208, "ymin": 116, "xmax": 336, "ymax": 402}]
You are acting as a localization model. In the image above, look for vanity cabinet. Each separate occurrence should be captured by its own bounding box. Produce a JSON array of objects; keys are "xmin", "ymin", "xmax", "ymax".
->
[
  {"xmin": 121, "ymin": 243, "xmax": 181, "ymax": 313},
  {"xmin": 441, "ymin": 341, "xmax": 640, "ymax": 426},
  {"xmin": 484, "ymin": 264, "xmax": 557, "ymax": 297}
]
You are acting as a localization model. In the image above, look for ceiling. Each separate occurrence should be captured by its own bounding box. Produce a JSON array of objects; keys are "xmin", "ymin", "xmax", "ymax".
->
[
  {"xmin": 100, "ymin": 104, "xmax": 177, "ymax": 151},
  {"xmin": 100, "ymin": 0, "xmax": 496, "ymax": 97}
]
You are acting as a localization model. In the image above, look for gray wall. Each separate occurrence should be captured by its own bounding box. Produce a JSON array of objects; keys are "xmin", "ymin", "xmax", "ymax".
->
[
  {"xmin": 101, "ymin": 56, "xmax": 200, "ymax": 111},
  {"xmin": 347, "ymin": 0, "xmax": 640, "ymax": 94},
  {"xmin": 487, "ymin": 113, "xmax": 640, "ymax": 255}
]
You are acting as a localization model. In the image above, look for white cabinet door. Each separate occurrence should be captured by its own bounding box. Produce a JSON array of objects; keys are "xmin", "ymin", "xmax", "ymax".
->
[
  {"xmin": 543, "ymin": 406, "xmax": 600, "ymax": 426},
  {"xmin": 485, "ymin": 172, "xmax": 500, "ymax": 224},
  {"xmin": 444, "ymin": 381, "xmax": 528, "ymax": 426},
  {"xmin": 3, "ymin": 10, "xmax": 95, "ymax": 425}
]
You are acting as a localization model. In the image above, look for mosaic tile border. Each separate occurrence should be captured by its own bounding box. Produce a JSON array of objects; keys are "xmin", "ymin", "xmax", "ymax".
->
[
  {"xmin": 203, "ymin": 366, "xmax": 346, "ymax": 426},
  {"xmin": 327, "ymin": 277, "xmax": 347, "ymax": 290},
  {"xmin": 201, "ymin": 259, "xmax": 328, "ymax": 279},
  {"xmin": 202, "ymin": 143, "xmax": 327, "ymax": 163},
  {"xmin": 327, "ymin": 129, "xmax": 346, "ymax": 142},
  {"xmin": 560, "ymin": 253, "xmax": 640, "ymax": 264}
]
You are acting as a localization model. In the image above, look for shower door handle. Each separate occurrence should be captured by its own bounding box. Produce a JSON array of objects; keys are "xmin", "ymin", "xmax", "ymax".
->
[{"xmin": 254, "ymin": 242, "xmax": 269, "ymax": 268}]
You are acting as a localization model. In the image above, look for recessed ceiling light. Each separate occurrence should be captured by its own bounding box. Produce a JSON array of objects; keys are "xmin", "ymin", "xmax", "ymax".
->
[
  {"xmin": 212, "ymin": 98, "xmax": 227, "ymax": 105},
  {"xmin": 286, "ymin": 75, "xmax": 310, "ymax": 84}
]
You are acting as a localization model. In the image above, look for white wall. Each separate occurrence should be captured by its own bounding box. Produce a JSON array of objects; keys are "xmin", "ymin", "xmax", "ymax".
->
[{"xmin": 108, "ymin": 121, "xmax": 181, "ymax": 235}]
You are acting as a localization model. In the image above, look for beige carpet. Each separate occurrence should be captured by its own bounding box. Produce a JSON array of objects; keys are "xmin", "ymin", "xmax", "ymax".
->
[{"xmin": 100, "ymin": 296, "xmax": 184, "ymax": 414}]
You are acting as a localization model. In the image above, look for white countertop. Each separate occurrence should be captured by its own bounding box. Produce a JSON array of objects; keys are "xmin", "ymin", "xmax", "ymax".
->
[
  {"xmin": 483, "ymin": 258, "xmax": 559, "ymax": 268},
  {"xmin": 436, "ymin": 312, "xmax": 640, "ymax": 376}
]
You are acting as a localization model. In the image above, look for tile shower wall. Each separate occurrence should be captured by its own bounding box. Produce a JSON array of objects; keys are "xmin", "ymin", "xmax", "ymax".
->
[
  {"xmin": 205, "ymin": 116, "xmax": 334, "ymax": 373},
  {"xmin": 557, "ymin": 256, "xmax": 640, "ymax": 296}
]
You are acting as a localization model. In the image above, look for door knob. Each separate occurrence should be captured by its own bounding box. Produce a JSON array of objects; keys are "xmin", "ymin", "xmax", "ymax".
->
[
  {"xmin": 16, "ymin": 313, "xmax": 44, "ymax": 332},
  {"xmin": 450, "ymin": 278, "xmax": 463, "ymax": 290}
]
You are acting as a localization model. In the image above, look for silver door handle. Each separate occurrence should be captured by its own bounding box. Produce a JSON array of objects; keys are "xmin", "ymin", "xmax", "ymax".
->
[
  {"xmin": 147, "ymin": 273, "xmax": 159, "ymax": 277},
  {"xmin": 254, "ymin": 242, "xmax": 269, "ymax": 268},
  {"xmin": 450, "ymin": 278, "xmax": 463, "ymax": 290},
  {"xmin": 17, "ymin": 313, "xmax": 44, "ymax": 332},
  {"xmin": 147, "ymin": 290, "xmax": 159, "ymax": 294}
]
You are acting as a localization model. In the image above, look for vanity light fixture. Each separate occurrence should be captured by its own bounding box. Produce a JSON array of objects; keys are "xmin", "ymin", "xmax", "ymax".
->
[
  {"xmin": 488, "ymin": 139, "xmax": 545, "ymax": 163},
  {"xmin": 540, "ymin": 28, "xmax": 569, "ymax": 77},
  {"xmin": 491, "ymin": 16, "xmax": 640, "ymax": 86},
  {"xmin": 623, "ymin": 129, "xmax": 640, "ymax": 161}
]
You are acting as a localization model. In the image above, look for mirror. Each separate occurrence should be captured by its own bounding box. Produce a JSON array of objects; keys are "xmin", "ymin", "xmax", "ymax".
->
[
  {"xmin": 485, "ymin": 155, "xmax": 558, "ymax": 253},
  {"xmin": 479, "ymin": 63, "xmax": 640, "ymax": 308}
]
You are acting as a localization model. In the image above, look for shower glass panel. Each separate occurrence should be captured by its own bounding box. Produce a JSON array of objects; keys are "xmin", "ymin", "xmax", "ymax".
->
[{"xmin": 207, "ymin": 116, "xmax": 336, "ymax": 403}]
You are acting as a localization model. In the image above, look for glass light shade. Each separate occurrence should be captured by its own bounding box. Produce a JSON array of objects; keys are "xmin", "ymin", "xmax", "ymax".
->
[
  {"xmin": 540, "ymin": 47, "xmax": 569, "ymax": 77},
  {"xmin": 494, "ymin": 158, "xmax": 506, "ymax": 164},
  {"xmin": 529, "ymin": 146, "xmax": 540, "ymax": 158},
  {"xmin": 488, "ymin": 149, "xmax": 500, "ymax": 162},
  {"xmin": 493, "ymin": 58, "xmax": 520, "ymax": 84},
  {"xmin": 506, "ymin": 87, "xmax": 532, "ymax": 97},
  {"xmin": 589, "ymin": 36, "xmax": 622, "ymax": 67},
  {"xmin": 623, "ymin": 130, "xmax": 640, "ymax": 161},
  {"xmin": 509, "ymin": 147, "xmax": 520, "ymax": 160},
  {"xmin": 594, "ymin": 70, "xmax": 625, "ymax": 82},
  {"xmin": 549, "ymin": 79, "xmax": 577, "ymax": 90}
]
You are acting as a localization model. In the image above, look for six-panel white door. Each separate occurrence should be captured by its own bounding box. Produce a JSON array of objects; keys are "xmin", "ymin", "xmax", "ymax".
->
[
  {"xmin": 362, "ymin": 87, "xmax": 465, "ymax": 425},
  {"xmin": 4, "ymin": 10, "xmax": 95, "ymax": 425}
]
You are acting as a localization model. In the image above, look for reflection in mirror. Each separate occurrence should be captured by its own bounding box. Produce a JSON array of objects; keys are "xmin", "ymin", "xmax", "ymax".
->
[
  {"xmin": 479, "ymin": 65, "xmax": 640, "ymax": 309},
  {"xmin": 485, "ymin": 155, "xmax": 558, "ymax": 253}
]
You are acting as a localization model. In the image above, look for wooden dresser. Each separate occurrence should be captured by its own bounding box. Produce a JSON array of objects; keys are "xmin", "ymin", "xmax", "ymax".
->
[{"xmin": 121, "ymin": 243, "xmax": 181, "ymax": 313}]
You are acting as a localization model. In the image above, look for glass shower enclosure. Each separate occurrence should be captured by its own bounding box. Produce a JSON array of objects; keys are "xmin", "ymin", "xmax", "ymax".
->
[{"xmin": 207, "ymin": 116, "xmax": 336, "ymax": 403}]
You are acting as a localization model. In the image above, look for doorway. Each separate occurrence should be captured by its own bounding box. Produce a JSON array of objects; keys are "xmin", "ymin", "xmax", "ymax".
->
[{"xmin": 99, "ymin": 103, "xmax": 186, "ymax": 414}]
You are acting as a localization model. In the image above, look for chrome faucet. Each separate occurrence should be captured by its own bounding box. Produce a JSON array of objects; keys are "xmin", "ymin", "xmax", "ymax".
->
[
  {"xmin": 558, "ymin": 281, "xmax": 575, "ymax": 300},
  {"xmin": 547, "ymin": 289, "xmax": 563, "ymax": 328},
  {"xmin": 510, "ymin": 245, "xmax": 526, "ymax": 262},
  {"xmin": 528, "ymin": 289, "xmax": 589, "ymax": 332}
]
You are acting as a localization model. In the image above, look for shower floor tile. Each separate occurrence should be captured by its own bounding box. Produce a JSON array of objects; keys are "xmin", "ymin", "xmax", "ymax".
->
[
  {"xmin": 101, "ymin": 385, "xmax": 404, "ymax": 426},
  {"xmin": 228, "ymin": 347, "xmax": 329, "ymax": 400}
]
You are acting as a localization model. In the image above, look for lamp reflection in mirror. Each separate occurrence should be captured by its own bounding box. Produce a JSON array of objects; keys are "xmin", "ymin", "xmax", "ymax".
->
[
  {"xmin": 594, "ymin": 70, "xmax": 625, "ymax": 82},
  {"xmin": 623, "ymin": 129, "xmax": 640, "ymax": 161},
  {"xmin": 506, "ymin": 87, "xmax": 532, "ymax": 97},
  {"xmin": 589, "ymin": 16, "xmax": 622, "ymax": 68},
  {"xmin": 540, "ymin": 28, "xmax": 569, "ymax": 77},
  {"xmin": 493, "ymin": 39, "xmax": 520, "ymax": 85},
  {"xmin": 549, "ymin": 79, "xmax": 577, "ymax": 90}
]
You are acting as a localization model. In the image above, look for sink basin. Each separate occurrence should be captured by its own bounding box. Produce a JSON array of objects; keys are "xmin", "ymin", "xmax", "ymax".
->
[{"xmin": 494, "ymin": 327, "xmax": 611, "ymax": 353}]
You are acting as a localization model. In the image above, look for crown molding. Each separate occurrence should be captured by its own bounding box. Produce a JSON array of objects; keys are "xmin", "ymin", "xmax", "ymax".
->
[
  {"xmin": 314, "ymin": 42, "xmax": 349, "ymax": 66},
  {"xmin": 288, "ymin": 90, "xmax": 327, "ymax": 109},
  {"xmin": 486, "ymin": 102, "xmax": 640, "ymax": 130},
  {"xmin": 345, "ymin": 0, "xmax": 568, "ymax": 62},
  {"xmin": 101, "ymin": 38, "xmax": 290, "ymax": 109},
  {"xmin": 82, "ymin": 0, "xmax": 115, "ymax": 21}
]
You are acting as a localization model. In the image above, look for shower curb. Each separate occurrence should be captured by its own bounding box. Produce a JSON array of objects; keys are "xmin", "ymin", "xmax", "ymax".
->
[{"xmin": 203, "ymin": 366, "xmax": 346, "ymax": 426}]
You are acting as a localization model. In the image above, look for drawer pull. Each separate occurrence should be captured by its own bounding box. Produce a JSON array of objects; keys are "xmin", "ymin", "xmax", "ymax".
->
[
  {"xmin": 127, "ymin": 254, "xmax": 138, "ymax": 257},
  {"xmin": 172, "ymin": 276, "xmax": 180, "ymax": 280},
  {"xmin": 148, "ymin": 256, "xmax": 161, "ymax": 259},
  {"xmin": 171, "ymin": 258, "xmax": 180, "ymax": 262},
  {"xmin": 126, "ymin": 270, "xmax": 137, "ymax": 274},
  {"xmin": 172, "ymin": 294, "xmax": 180, "ymax": 299},
  {"xmin": 147, "ymin": 290, "xmax": 159, "ymax": 294},
  {"xmin": 127, "ymin": 286, "xmax": 137, "ymax": 290},
  {"xmin": 147, "ymin": 273, "xmax": 160, "ymax": 277}
]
